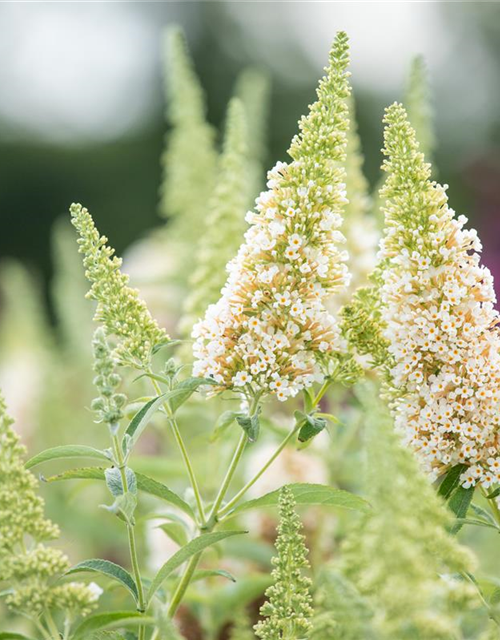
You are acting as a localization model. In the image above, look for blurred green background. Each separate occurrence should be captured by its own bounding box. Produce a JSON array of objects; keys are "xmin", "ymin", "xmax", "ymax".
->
[{"xmin": 1, "ymin": 2, "xmax": 499, "ymax": 317}]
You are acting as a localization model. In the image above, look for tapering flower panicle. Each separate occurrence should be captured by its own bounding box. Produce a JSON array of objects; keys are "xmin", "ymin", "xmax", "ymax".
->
[
  {"xmin": 235, "ymin": 66, "xmax": 271, "ymax": 195},
  {"xmin": 182, "ymin": 98, "xmax": 250, "ymax": 333},
  {"xmin": 255, "ymin": 485, "xmax": 313, "ymax": 640},
  {"xmin": 341, "ymin": 393, "xmax": 477, "ymax": 639},
  {"xmin": 70, "ymin": 203, "xmax": 168, "ymax": 368},
  {"xmin": 379, "ymin": 103, "xmax": 500, "ymax": 489},
  {"xmin": 405, "ymin": 56, "xmax": 435, "ymax": 164},
  {"xmin": 193, "ymin": 33, "xmax": 351, "ymax": 401},
  {"xmin": 0, "ymin": 394, "xmax": 98, "ymax": 617},
  {"xmin": 159, "ymin": 27, "xmax": 217, "ymax": 236}
]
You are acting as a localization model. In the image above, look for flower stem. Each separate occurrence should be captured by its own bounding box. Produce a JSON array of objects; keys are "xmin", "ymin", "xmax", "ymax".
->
[
  {"xmin": 218, "ymin": 423, "xmax": 300, "ymax": 518},
  {"xmin": 168, "ymin": 551, "xmax": 202, "ymax": 618},
  {"xmin": 111, "ymin": 434, "xmax": 147, "ymax": 625},
  {"xmin": 150, "ymin": 377, "xmax": 206, "ymax": 525}
]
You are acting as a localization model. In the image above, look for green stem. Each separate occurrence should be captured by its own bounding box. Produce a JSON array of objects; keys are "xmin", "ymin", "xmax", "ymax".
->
[
  {"xmin": 44, "ymin": 610, "xmax": 60, "ymax": 640},
  {"xmin": 218, "ymin": 382, "xmax": 332, "ymax": 519},
  {"xmin": 168, "ymin": 395, "xmax": 259, "ymax": 617},
  {"xmin": 111, "ymin": 434, "xmax": 146, "ymax": 622},
  {"xmin": 150, "ymin": 377, "xmax": 206, "ymax": 525},
  {"xmin": 168, "ymin": 552, "xmax": 203, "ymax": 618},
  {"xmin": 484, "ymin": 488, "xmax": 500, "ymax": 528},
  {"xmin": 218, "ymin": 422, "xmax": 300, "ymax": 518}
]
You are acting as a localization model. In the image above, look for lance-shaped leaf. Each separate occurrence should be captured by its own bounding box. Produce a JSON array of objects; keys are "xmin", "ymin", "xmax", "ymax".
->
[
  {"xmin": 123, "ymin": 394, "xmax": 167, "ymax": 450},
  {"xmin": 25, "ymin": 445, "xmax": 111, "ymax": 469},
  {"xmin": 72, "ymin": 612, "xmax": 155, "ymax": 639},
  {"xmin": 66, "ymin": 559, "xmax": 139, "ymax": 603},
  {"xmin": 147, "ymin": 530, "xmax": 246, "ymax": 604},
  {"xmin": 44, "ymin": 467, "xmax": 195, "ymax": 519},
  {"xmin": 226, "ymin": 483, "xmax": 369, "ymax": 518}
]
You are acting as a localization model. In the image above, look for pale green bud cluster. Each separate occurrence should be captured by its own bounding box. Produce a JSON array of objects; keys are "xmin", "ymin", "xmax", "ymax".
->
[
  {"xmin": 289, "ymin": 31, "xmax": 350, "ymax": 174},
  {"xmin": 160, "ymin": 27, "xmax": 217, "ymax": 241},
  {"xmin": 340, "ymin": 281, "xmax": 391, "ymax": 370},
  {"xmin": 255, "ymin": 486, "xmax": 313, "ymax": 640},
  {"xmin": 182, "ymin": 98, "xmax": 250, "ymax": 332},
  {"xmin": 340, "ymin": 395, "xmax": 477, "ymax": 639},
  {"xmin": 0, "ymin": 394, "xmax": 97, "ymax": 616},
  {"xmin": 91, "ymin": 327, "xmax": 127, "ymax": 427},
  {"xmin": 70, "ymin": 203, "xmax": 168, "ymax": 368}
]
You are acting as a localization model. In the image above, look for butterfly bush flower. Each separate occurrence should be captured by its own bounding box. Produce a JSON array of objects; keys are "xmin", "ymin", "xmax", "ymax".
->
[
  {"xmin": 192, "ymin": 32, "xmax": 351, "ymax": 402},
  {"xmin": 0, "ymin": 393, "xmax": 98, "ymax": 618},
  {"xmin": 379, "ymin": 103, "xmax": 500, "ymax": 489},
  {"xmin": 70, "ymin": 203, "xmax": 169, "ymax": 368}
]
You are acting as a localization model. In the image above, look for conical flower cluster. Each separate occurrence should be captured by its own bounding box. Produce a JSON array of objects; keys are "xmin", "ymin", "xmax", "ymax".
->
[
  {"xmin": 193, "ymin": 32, "xmax": 351, "ymax": 401},
  {"xmin": 70, "ymin": 203, "xmax": 168, "ymax": 368},
  {"xmin": 159, "ymin": 26, "xmax": 217, "ymax": 236},
  {"xmin": 182, "ymin": 98, "xmax": 250, "ymax": 333},
  {"xmin": 255, "ymin": 485, "xmax": 313, "ymax": 640},
  {"xmin": 379, "ymin": 102, "xmax": 500, "ymax": 489},
  {"xmin": 340, "ymin": 392, "xmax": 477, "ymax": 639},
  {"xmin": 0, "ymin": 393, "xmax": 99, "ymax": 618}
]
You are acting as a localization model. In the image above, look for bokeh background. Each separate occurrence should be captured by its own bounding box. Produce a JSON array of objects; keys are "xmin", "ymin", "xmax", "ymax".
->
[{"xmin": 1, "ymin": 2, "xmax": 499, "ymax": 316}]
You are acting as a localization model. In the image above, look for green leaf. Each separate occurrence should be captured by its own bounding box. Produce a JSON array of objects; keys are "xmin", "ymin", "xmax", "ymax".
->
[
  {"xmin": 72, "ymin": 613, "xmax": 155, "ymax": 639},
  {"xmin": 227, "ymin": 483, "xmax": 370, "ymax": 517},
  {"xmin": 487, "ymin": 486, "xmax": 500, "ymax": 500},
  {"xmin": 453, "ymin": 517, "xmax": 499, "ymax": 531},
  {"xmin": 123, "ymin": 395, "xmax": 167, "ymax": 450},
  {"xmin": 157, "ymin": 522, "xmax": 189, "ymax": 547},
  {"xmin": 448, "ymin": 485, "xmax": 474, "ymax": 534},
  {"xmin": 0, "ymin": 634, "xmax": 36, "ymax": 640},
  {"xmin": 147, "ymin": 530, "xmax": 246, "ymax": 604},
  {"xmin": 438, "ymin": 464, "xmax": 467, "ymax": 500},
  {"xmin": 470, "ymin": 503, "xmax": 498, "ymax": 527},
  {"xmin": 210, "ymin": 411, "xmax": 238, "ymax": 443},
  {"xmin": 44, "ymin": 467, "xmax": 195, "ymax": 519},
  {"xmin": 66, "ymin": 559, "xmax": 138, "ymax": 603},
  {"xmin": 105, "ymin": 467, "xmax": 137, "ymax": 497},
  {"xmin": 25, "ymin": 445, "xmax": 111, "ymax": 469},
  {"xmin": 192, "ymin": 569, "xmax": 236, "ymax": 584},
  {"xmin": 168, "ymin": 377, "xmax": 218, "ymax": 413},
  {"xmin": 101, "ymin": 493, "xmax": 137, "ymax": 523},
  {"xmin": 490, "ymin": 588, "xmax": 500, "ymax": 605},
  {"xmin": 298, "ymin": 415, "xmax": 327, "ymax": 443},
  {"xmin": 236, "ymin": 411, "xmax": 260, "ymax": 442}
]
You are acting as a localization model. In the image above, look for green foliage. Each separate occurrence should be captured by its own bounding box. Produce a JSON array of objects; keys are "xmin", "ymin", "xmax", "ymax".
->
[
  {"xmin": 0, "ymin": 393, "xmax": 97, "ymax": 619},
  {"xmin": 70, "ymin": 203, "xmax": 168, "ymax": 367},
  {"xmin": 255, "ymin": 485, "xmax": 313, "ymax": 640},
  {"xmin": 340, "ymin": 395, "xmax": 477, "ymax": 639}
]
